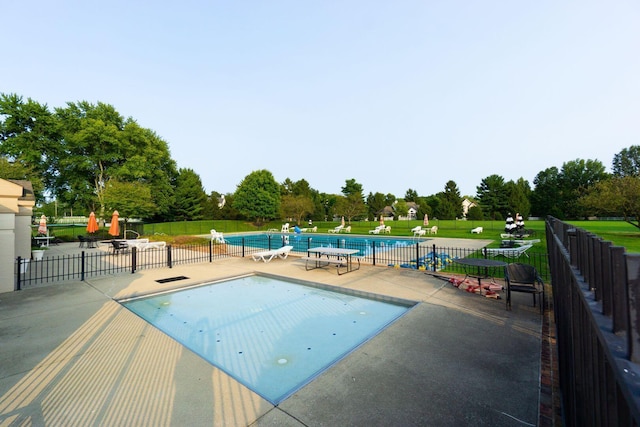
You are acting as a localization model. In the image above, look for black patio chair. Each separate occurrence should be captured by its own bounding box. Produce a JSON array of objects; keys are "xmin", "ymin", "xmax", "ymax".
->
[
  {"xmin": 111, "ymin": 239, "xmax": 129, "ymax": 255},
  {"xmin": 505, "ymin": 263, "xmax": 544, "ymax": 314},
  {"xmin": 78, "ymin": 235, "xmax": 86, "ymax": 248}
]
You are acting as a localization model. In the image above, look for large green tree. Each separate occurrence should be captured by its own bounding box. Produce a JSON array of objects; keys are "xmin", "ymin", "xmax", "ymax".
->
[
  {"xmin": 530, "ymin": 167, "xmax": 563, "ymax": 218},
  {"xmin": 559, "ymin": 158, "xmax": 608, "ymax": 218},
  {"xmin": 476, "ymin": 174, "xmax": 508, "ymax": 219},
  {"xmin": 173, "ymin": 168, "xmax": 207, "ymax": 221},
  {"xmin": 613, "ymin": 145, "xmax": 640, "ymax": 177},
  {"xmin": 581, "ymin": 176, "xmax": 640, "ymax": 228},
  {"xmin": 233, "ymin": 170, "xmax": 281, "ymax": 224},
  {"xmin": 435, "ymin": 180, "xmax": 462, "ymax": 219}
]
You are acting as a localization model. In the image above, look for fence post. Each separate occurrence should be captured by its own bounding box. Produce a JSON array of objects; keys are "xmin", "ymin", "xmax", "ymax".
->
[
  {"xmin": 132, "ymin": 247, "xmax": 137, "ymax": 274},
  {"xmin": 626, "ymin": 254, "xmax": 640, "ymax": 363},
  {"xmin": 16, "ymin": 256, "xmax": 22, "ymax": 291},
  {"xmin": 432, "ymin": 244, "xmax": 437, "ymax": 272},
  {"xmin": 81, "ymin": 251, "xmax": 85, "ymax": 281},
  {"xmin": 209, "ymin": 240, "xmax": 213, "ymax": 263},
  {"xmin": 372, "ymin": 242, "xmax": 376, "ymax": 266},
  {"xmin": 167, "ymin": 245, "xmax": 172, "ymax": 268}
]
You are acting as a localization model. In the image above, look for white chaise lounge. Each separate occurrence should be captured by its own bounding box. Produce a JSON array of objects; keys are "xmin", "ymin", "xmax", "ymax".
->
[
  {"xmin": 210, "ymin": 229, "xmax": 225, "ymax": 243},
  {"xmin": 251, "ymin": 245, "xmax": 294, "ymax": 263}
]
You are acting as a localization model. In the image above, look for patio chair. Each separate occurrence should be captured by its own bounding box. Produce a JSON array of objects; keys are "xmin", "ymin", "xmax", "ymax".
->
[
  {"xmin": 428, "ymin": 226, "xmax": 438, "ymax": 234},
  {"xmin": 486, "ymin": 244, "xmax": 533, "ymax": 259},
  {"xmin": 471, "ymin": 227, "xmax": 483, "ymax": 234},
  {"xmin": 111, "ymin": 239, "xmax": 129, "ymax": 255},
  {"xmin": 411, "ymin": 226, "xmax": 422, "ymax": 235},
  {"xmin": 210, "ymin": 229, "xmax": 225, "ymax": 243},
  {"xmin": 384, "ymin": 225, "xmax": 391, "ymax": 234},
  {"xmin": 505, "ymin": 263, "xmax": 544, "ymax": 314},
  {"xmin": 341, "ymin": 226, "xmax": 352, "ymax": 233}
]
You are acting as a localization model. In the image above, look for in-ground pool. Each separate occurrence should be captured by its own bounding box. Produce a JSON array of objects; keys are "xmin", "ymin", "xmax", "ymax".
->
[
  {"xmin": 225, "ymin": 233, "xmax": 428, "ymax": 256},
  {"xmin": 121, "ymin": 274, "xmax": 414, "ymax": 404}
]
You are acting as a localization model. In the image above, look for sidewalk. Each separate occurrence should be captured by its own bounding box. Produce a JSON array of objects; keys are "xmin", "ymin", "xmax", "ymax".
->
[{"xmin": 1, "ymin": 244, "xmax": 546, "ymax": 426}]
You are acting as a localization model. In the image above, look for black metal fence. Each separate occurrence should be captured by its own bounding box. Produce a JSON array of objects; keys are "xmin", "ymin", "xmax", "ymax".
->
[
  {"xmin": 16, "ymin": 235, "xmax": 549, "ymax": 290},
  {"xmin": 546, "ymin": 216, "xmax": 640, "ymax": 426}
]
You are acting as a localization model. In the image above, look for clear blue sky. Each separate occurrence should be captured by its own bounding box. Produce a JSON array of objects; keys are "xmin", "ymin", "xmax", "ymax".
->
[{"xmin": 3, "ymin": 1, "xmax": 639, "ymax": 198}]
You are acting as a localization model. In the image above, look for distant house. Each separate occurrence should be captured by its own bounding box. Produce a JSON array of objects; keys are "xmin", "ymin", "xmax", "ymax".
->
[
  {"xmin": 406, "ymin": 202, "xmax": 418, "ymax": 220},
  {"xmin": 377, "ymin": 206, "xmax": 395, "ymax": 221},
  {"xmin": 462, "ymin": 198, "xmax": 477, "ymax": 218}
]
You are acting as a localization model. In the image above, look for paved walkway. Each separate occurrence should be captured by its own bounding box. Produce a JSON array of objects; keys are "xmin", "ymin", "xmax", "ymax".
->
[{"xmin": 1, "ymin": 242, "xmax": 544, "ymax": 426}]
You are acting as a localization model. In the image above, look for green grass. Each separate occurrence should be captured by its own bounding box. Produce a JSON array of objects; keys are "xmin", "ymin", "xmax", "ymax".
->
[{"xmin": 567, "ymin": 220, "xmax": 640, "ymax": 253}]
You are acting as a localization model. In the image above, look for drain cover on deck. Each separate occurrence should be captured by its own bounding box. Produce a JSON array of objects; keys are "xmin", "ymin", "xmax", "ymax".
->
[{"xmin": 155, "ymin": 276, "xmax": 189, "ymax": 284}]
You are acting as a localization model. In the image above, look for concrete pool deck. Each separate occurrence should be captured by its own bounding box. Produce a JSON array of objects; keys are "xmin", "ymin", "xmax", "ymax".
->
[{"xmin": 1, "ymin": 241, "xmax": 544, "ymax": 426}]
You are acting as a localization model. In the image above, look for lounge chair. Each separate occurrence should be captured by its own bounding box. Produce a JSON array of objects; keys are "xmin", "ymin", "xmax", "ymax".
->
[
  {"xmin": 328, "ymin": 225, "xmax": 344, "ymax": 233},
  {"xmin": 369, "ymin": 225, "xmax": 385, "ymax": 234},
  {"xmin": 486, "ymin": 244, "xmax": 533, "ymax": 259},
  {"xmin": 414, "ymin": 229, "xmax": 426, "ymax": 237},
  {"xmin": 428, "ymin": 226, "xmax": 438, "ymax": 234},
  {"xmin": 471, "ymin": 227, "xmax": 483, "ymax": 234},
  {"xmin": 411, "ymin": 226, "xmax": 422, "ymax": 235},
  {"xmin": 341, "ymin": 226, "xmax": 352, "ymax": 233},
  {"xmin": 210, "ymin": 229, "xmax": 225, "ymax": 243},
  {"xmin": 251, "ymin": 245, "xmax": 294, "ymax": 263},
  {"xmin": 281, "ymin": 223, "xmax": 290, "ymax": 233},
  {"xmin": 384, "ymin": 225, "xmax": 391, "ymax": 234}
]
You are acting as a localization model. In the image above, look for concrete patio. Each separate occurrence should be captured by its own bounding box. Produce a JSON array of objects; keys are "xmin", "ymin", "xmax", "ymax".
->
[{"xmin": 1, "ymin": 242, "xmax": 544, "ymax": 426}]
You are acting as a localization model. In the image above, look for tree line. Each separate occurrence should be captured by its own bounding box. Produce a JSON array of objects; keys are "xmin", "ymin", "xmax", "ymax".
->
[{"xmin": 1, "ymin": 93, "xmax": 639, "ymax": 226}]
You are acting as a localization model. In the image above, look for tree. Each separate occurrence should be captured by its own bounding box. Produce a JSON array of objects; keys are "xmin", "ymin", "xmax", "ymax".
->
[
  {"xmin": 505, "ymin": 178, "xmax": 531, "ymax": 219},
  {"xmin": 435, "ymin": 180, "xmax": 462, "ymax": 219},
  {"xmin": 0, "ymin": 93, "xmax": 60, "ymax": 202},
  {"xmin": 281, "ymin": 194, "xmax": 314, "ymax": 224},
  {"xmin": 404, "ymin": 188, "xmax": 418, "ymax": 203},
  {"xmin": 334, "ymin": 194, "xmax": 367, "ymax": 222},
  {"xmin": 233, "ymin": 170, "xmax": 281, "ymax": 224},
  {"xmin": 366, "ymin": 192, "xmax": 387, "ymax": 220},
  {"xmin": 530, "ymin": 167, "xmax": 563, "ymax": 218},
  {"xmin": 102, "ymin": 180, "xmax": 157, "ymax": 222},
  {"xmin": 559, "ymin": 158, "xmax": 608, "ymax": 218},
  {"xmin": 172, "ymin": 168, "xmax": 207, "ymax": 221},
  {"xmin": 341, "ymin": 178, "xmax": 364, "ymax": 199},
  {"xmin": 581, "ymin": 176, "xmax": 640, "ymax": 228},
  {"xmin": 476, "ymin": 175, "xmax": 509, "ymax": 219},
  {"xmin": 613, "ymin": 146, "xmax": 640, "ymax": 177}
]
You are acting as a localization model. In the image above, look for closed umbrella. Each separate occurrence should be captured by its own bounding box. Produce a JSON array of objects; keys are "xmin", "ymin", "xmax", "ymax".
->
[
  {"xmin": 341, "ymin": 216, "xmax": 345, "ymax": 227},
  {"xmin": 379, "ymin": 215, "xmax": 384, "ymax": 226},
  {"xmin": 37, "ymin": 215, "xmax": 48, "ymax": 235},
  {"xmin": 108, "ymin": 210, "xmax": 120, "ymax": 237},
  {"xmin": 87, "ymin": 212, "xmax": 99, "ymax": 234},
  {"xmin": 423, "ymin": 214, "xmax": 429, "ymax": 227}
]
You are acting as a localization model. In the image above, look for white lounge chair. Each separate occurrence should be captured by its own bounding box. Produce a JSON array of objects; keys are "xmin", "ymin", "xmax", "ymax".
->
[
  {"xmin": 210, "ymin": 229, "xmax": 225, "ymax": 243},
  {"xmin": 414, "ymin": 229, "xmax": 426, "ymax": 237},
  {"xmin": 251, "ymin": 245, "xmax": 294, "ymax": 263},
  {"xmin": 341, "ymin": 226, "xmax": 352, "ymax": 233},
  {"xmin": 281, "ymin": 223, "xmax": 290, "ymax": 233},
  {"xmin": 384, "ymin": 226, "xmax": 391, "ymax": 234},
  {"xmin": 486, "ymin": 244, "xmax": 533, "ymax": 259},
  {"xmin": 471, "ymin": 227, "xmax": 483, "ymax": 234},
  {"xmin": 428, "ymin": 226, "xmax": 438, "ymax": 234},
  {"xmin": 369, "ymin": 225, "xmax": 385, "ymax": 234},
  {"xmin": 328, "ymin": 225, "xmax": 344, "ymax": 233},
  {"xmin": 411, "ymin": 226, "xmax": 422, "ymax": 234}
]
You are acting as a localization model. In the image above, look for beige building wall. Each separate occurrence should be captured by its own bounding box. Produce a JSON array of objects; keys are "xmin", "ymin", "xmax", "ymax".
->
[{"xmin": 0, "ymin": 179, "xmax": 35, "ymax": 293}]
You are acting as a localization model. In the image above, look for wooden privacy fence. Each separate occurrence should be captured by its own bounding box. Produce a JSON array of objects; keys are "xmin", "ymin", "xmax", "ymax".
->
[{"xmin": 546, "ymin": 216, "xmax": 640, "ymax": 426}]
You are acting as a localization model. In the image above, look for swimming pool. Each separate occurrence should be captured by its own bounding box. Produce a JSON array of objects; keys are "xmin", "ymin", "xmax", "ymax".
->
[
  {"xmin": 225, "ymin": 233, "xmax": 426, "ymax": 256},
  {"xmin": 121, "ymin": 274, "xmax": 414, "ymax": 404}
]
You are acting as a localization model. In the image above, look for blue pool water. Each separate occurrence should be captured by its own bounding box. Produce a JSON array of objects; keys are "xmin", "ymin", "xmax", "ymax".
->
[
  {"xmin": 122, "ymin": 275, "xmax": 413, "ymax": 404},
  {"xmin": 225, "ymin": 233, "xmax": 424, "ymax": 256}
]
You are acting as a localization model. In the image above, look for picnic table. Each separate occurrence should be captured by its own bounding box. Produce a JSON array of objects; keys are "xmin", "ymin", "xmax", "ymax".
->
[{"xmin": 301, "ymin": 247, "xmax": 361, "ymax": 275}]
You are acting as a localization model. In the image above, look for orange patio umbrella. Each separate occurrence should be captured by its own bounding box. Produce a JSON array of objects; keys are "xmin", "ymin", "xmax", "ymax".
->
[
  {"xmin": 87, "ymin": 212, "xmax": 99, "ymax": 234},
  {"xmin": 423, "ymin": 214, "xmax": 429, "ymax": 227},
  {"xmin": 341, "ymin": 216, "xmax": 345, "ymax": 227},
  {"xmin": 37, "ymin": 214, "xmax": 48, "ymax": 235},
  {"xmin": 108, "ymin": 210, "xmax": 120, "ymax": 237}
]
